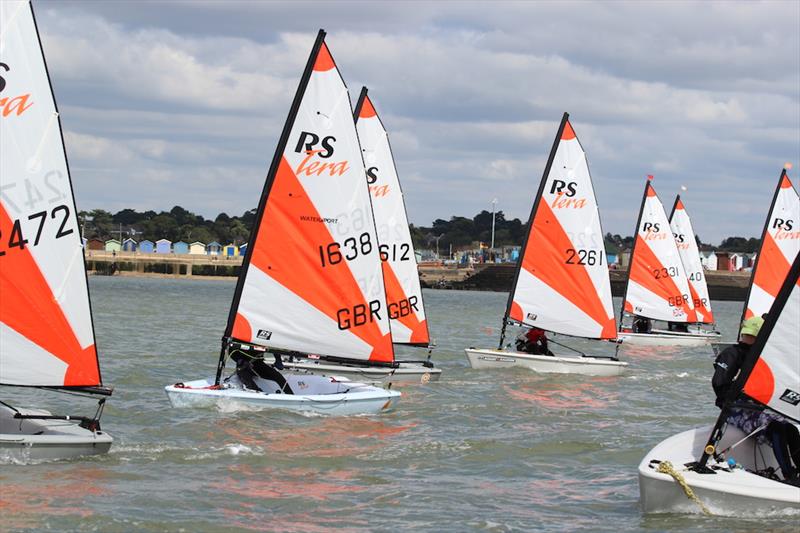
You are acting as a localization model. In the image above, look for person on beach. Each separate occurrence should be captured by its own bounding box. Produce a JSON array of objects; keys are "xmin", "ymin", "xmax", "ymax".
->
[
  {"xmin": 516, "ymin": 327, "xmax": 554, "ymax": 356},
  {"xmin": 712, "ymin": 316, "xmax": 800, "ymax": 484}
]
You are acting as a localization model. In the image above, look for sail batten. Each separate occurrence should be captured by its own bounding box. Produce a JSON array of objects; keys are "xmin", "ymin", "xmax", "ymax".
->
[
  {"xmin": 221, "ymin": 31, "xmax": 394, "ymax": 364},
  {"xmin": 742, "ymin": 170, "xmax": 799, "ymax": 322},
  {"xmin": 1, "ymin": 0, "xmax": 102, "ymax": 388},
  {"xmin": 354, "ymin": 88, "xmax": 429, "ymax": 346},
  {"xmin": 506, "ymin": 113, "xmax": 616, "ymax": 340},
  {"xmin": 622, "ymin": 180, "xmax": 696, "ymax": 323}
]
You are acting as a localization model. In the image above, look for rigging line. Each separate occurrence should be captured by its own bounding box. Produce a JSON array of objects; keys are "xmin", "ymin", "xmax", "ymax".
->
[
  {"xmin": 716, "ymin": 423, "xmax": 768, "ymax": 458},
  {"xmin": 0, "ymin": 0, "xmax": 26, "ymax": 44},
  {"xmin": 547, "ymin": 336, "xmax": 585, "ymax": 356}
]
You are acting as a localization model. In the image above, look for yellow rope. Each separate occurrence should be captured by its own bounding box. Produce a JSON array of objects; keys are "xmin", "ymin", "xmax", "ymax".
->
[{"xmin": 656, "ymin": 461, "xmax": 712, "ymax": 516}]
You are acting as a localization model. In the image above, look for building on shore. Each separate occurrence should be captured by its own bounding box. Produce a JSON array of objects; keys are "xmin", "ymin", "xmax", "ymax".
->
[
  {"xmin": 173, "ymin": 241, "xmax": 189, "ymax": 255},
  {"xmin": 207, "ymin": 241, "xmax": 222, "ymax": 256},
  {"xmin": 104, "ymin": 239, "xmax": 121, "ymax": 253},
  {"xmin": 224, "ymin": 244, "xmax": 239, "ymax": 257},
  {"xmin": 155, "ymin": 239, "xmax": 172, "ymax": 254},
  {"xmin": 239, "ymin": 243, "xmax": 248, "ymax": 256},
  {"xmin": 189, "ymin": 242, "xmax": 206, "ymax": 255},
  {"xmin": 122, "ymin": 238, "xmax": 138, "ymax": 252},
  {"xmin": 87, "ymin": 238, "xmax": 104, "ymax": 251},
  {"xmin": 139, "ymin": 240, "xmax": 155, "ymax": 253}
]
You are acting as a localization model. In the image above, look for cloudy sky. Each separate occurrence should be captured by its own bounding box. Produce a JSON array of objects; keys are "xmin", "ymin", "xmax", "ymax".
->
[{"xmin": 32, "ymin": 0, "xmax": 800, "ymax": 243}]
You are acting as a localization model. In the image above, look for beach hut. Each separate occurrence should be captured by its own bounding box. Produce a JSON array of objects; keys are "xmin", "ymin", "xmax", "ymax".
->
[
  {"xmin": 189, "ymin": 242, "xmax": 206, "ymax": 255},
  {"xmin": 701, "ymin": 251, "xmax": 718, "ymax": 271},
  {"xmin": 239, "ymin": 243, "xmax": 248, "ymax": 256},
  {"xmin": 87, "ymin": 238, "xmax": 104, "ymax": 251},
  {"xmin": 122, "ymin": 238, "xmax": 137, "ymax": 252},
  {"xmin": 207, "ymin": 241, "xmax": 222, "ymax": 256},
  {"xmin": 104, "ymin": 239, "xmax": 121, "ymax": 253},
  {"xmin": 224, "ymin": 244, "xmax": 239, "ymax": 257},
  {"xmin": 173, "ymin": 241, "xmax": 189, "ymax": 255},
  {"xmin": 139, "ymin": 240, "xmax": 155, "ymax": 253},
  {"xmin": 155, "ymin": 239, "xmax": 172, "ymax": 254}
]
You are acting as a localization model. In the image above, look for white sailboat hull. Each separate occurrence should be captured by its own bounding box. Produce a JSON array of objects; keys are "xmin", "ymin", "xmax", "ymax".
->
[
  {"xmin": 0, "ymin": 404, "xmax": 112, "ymax": 463},
  {"xmin": 165, "ymin": 375, "xmax": 400, "ymax": 416},
  {"xmin": 619, "ymin": 329, "xmax": 719, "ymax": 347},
  {"xmin": 463, "ymin": 348, "xmax": 627, "ymax": 376},
  {"xmin": 639, "ymin": 425, "xmax": 800, "ymax": 514},
  {"xmin": 280, "ymin": 359, "xmax": 441, "ymax": 384}
]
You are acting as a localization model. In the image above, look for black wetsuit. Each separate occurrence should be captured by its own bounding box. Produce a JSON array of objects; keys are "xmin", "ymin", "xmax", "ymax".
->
[{"xmin": 231, "ymin": 352, "xmax": 293, "ymax": 394}]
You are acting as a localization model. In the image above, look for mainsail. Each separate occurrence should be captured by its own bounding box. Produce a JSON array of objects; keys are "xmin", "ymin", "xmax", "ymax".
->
[
  {"xmin": 505, "ymin": 113, "xmax": 616, "ymax": 340},
  {"xmin": 742, "ymin": 169, "xmax": 800, "ymax": 321},
  {"xmin": 622, "ymin": 180, "xmax": 696, "ymax": 323},
  {"xmin": 222, "ymin": 30, "xmax": 394, "ymax": 364},
  {"xmin": 354, "ymin": 87, "xmax": 429, "ymax": 346},
  {"xmin": 669, "ymin": 196, "xmax": 714, "ymax": 323},
  {"xmin": 0, "ymin": 0, "xmax": 102, "ymax": 388}
]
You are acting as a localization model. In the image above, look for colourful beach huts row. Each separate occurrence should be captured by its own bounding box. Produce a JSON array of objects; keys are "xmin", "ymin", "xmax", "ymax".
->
[{"xmin": 84, "ymin": 238, "xmax": 248, "ymax": 257}]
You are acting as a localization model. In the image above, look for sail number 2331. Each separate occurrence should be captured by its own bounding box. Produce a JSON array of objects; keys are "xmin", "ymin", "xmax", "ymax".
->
[
  {"xmin": 318, "ymin": 231, "xmax": 373, "ymax": 267},
  {"xmin": 0, "ymin": 204, "xmax": 73, "ymax": 257}
]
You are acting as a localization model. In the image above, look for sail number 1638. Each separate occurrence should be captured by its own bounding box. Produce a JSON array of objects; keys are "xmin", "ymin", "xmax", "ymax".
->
[{"xmin": 318, "ymin": 232, "xmax": 373, "ymax": 267}]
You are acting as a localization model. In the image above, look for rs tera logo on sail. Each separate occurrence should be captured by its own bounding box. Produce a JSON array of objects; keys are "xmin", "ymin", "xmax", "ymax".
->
[
  {"xmin": 549, "ymin": 180, "xmax": 586, "ymax": 209},
  {"xmin": 293, "ymin": 131, "xmax": 349, "ymax": 177},
  {"xmin": 366, "ymin": 166, "xmax": 390, "ymax": 198},
  {"xmin": 642, "ymin": 222, "xmax": 667, "ymax": 240},
  {"xmin": 773, "ymin": 218, "xmax": 799, "ymax": 240},
  {"xmin": 0, "ymin": 63, "xmax": 34, "ymax": 118}
]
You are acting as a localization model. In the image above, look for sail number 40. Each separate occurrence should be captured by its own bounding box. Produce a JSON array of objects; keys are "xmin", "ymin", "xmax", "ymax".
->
[
  {"xmin": 319, "ymin": 232, "xmax": 373, "ymax": 267},
  {"xmin": 565, "ymin": 248, "xmax": 603, "ymax": 265},
  {"xmin": 0, "ymin": 204, "xmax": 73, "ymax": 257}
]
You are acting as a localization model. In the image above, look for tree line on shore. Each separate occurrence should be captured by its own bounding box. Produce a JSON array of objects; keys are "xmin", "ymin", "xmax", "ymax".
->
[{"xmin": 80, "ymin": 206, "xmax": 760, "ymax": 253}]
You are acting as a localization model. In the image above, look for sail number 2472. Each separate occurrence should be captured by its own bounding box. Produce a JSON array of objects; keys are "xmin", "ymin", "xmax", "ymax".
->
[{"xmin": 0, "ymin": 204, "xmax": 73, "ymax": 257}]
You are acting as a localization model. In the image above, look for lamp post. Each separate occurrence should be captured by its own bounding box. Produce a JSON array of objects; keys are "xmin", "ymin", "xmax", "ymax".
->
[
  {"xmin": 434, "ymin": 234, "xmax": 444, "ymax": 259},
  {"xmin": 490, "ymin": 198, "xmax": 498, "ymax": 251}
]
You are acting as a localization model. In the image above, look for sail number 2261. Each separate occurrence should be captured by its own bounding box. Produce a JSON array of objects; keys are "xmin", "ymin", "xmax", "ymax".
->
[
  {"xmin": 565, "ymin": 248, "xmax": 603, "ymax": 265},
  {"xmin": 318, "ymin": 231, "xmax": 373, "ymax": 267},
  {"xmin": 0, "ymin": 204, "xmax": 73, "ymax": 257}
]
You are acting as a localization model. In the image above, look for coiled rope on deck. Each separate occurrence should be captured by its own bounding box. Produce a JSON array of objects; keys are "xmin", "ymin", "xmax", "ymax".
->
[{"xmin": 656, "ymin": 461, "xmax": 712, "ymax": 516}]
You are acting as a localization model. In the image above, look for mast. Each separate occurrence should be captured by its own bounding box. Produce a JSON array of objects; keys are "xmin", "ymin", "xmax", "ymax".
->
[
  {"xmin": 500, "ymin": 112, "xmax": 569, "ymax": 347},
  {"xmin": 619, "ymin": 179, "xmax": 650, "ymax": 327},
  {"xmin": 354, "ymin": 86, "xmax": 430, "ymax": 347}
]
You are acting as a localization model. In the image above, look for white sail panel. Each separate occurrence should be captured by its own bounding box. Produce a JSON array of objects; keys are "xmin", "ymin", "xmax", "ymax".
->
[
  {"xmin": 744, "ymin": 171, "xmax": 800, "ymax": 320},
  {"xmin": 623, "ymin": 182, "xmax": 696, "ymax": 322},
  {"xmin": 355, "ymin": 89, "xmax": 429, "ymax": 346},
  {"xmin": 669, "ymin": 197, "xmax": 713, "ymax": 323},
  {"xmin": 228, "ymin": 35, "xmax": 394, "ymax": 363},
  {"xmin": 509, "ymin": 116, "xmax": 616, "ymax": 339},
  {"xmin": 0, "ymin": 0, "xmax": 100, "ymax": 387},
  {"xmin": 742, "ymin": 258, "xmax": 800, "ymax": 422}
]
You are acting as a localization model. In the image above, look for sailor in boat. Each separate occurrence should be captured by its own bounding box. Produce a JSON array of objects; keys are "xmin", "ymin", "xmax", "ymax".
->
[
  {"xmin": 631, "ymin": 316, "xmax": 652, "ymax": 334},
  {"xmin": 515, "ymin": 327, "xmax": 554, "ymax": 356},
  {"xmin": 667, "ymin": 321, "xmax": 689, "ymax": 333},
  {"xmin": 712, "ymin": 316, "xmax": 800, "ymax": 484},
  {"xmin": 230, "ymin": 350, "xmax": 294, "ymax": 394}
]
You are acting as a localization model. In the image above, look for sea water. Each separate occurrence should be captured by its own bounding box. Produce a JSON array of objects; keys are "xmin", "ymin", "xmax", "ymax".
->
[{"xmin": 1, "ymin": 276, "xmax": 797, "ymax": 532}]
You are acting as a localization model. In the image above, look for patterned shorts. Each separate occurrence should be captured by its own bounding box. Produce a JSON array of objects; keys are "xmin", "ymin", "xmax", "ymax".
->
[{"xmin": 726, "ymin": 408, "xmax": 783, "ymax": 444}]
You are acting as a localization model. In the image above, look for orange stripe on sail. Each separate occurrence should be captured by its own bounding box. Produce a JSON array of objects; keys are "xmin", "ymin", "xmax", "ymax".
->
[
  {"xmin": 561, "ymin": 120, "xmax": 576, "ymax": 140},
  {"xmin": 629, "ymin": 235, "xmax": 696, "ymax": 321},
  {"xmin": 381, "ymin": 261, "xmax": 428, "ymax": 344},
  {"xmin": 780, "ymin": 173, "xmax": 793, "ymax": 189},
  {"xmin": 522, "ymin": 201, "xmax": 616, "ymax": 338},
  {"xmin": 743, "ymin": 357, "xmax": 775, "ymax": 405},
  {"xmin": 0, "ymin": 203, "xmax": 99, "ymax": 386},
  {"xmin": 246, "ymin": 156, "xmax": 393, "ymax": 362},
  {"xmin": 232, "ymin": 313, "xmax": 252, "ymax": 343},
  {"xmin": 752, "ymin": 232, "xmax": 792, "ymax": 301},
  {"xmin": 359, "ymin": 94, "xmax": 377, "ymax": 119},
  {"xmin": 688, "ymin": 282, "xmax": 714, "ymax": 323},
  {"xmin": 314, "ymin": 42, "xmax": 336, "ymax": 72}
]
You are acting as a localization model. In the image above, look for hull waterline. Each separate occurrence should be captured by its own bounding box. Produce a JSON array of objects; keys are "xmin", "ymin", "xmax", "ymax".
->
[
  {"xmin": 619, "ymin": 330, "xmax": 719, "ymax": 347},
  {"xmin": 464, "ymin": 348, "xmax": 627, "ymax": 376}
]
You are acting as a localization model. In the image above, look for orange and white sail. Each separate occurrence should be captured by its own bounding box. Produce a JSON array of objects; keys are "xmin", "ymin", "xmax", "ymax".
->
[
  {"xmin": 505, "ymin": 113, "xmax": 616, "ymax": 339},
  {"xmin": 743, "ymin": 169, "xmax": 800, "ymax": 321},
  {"xmin": 0, "ymin": 0, "xmax": 101, "ymax": 387},
  {"xmin": 740, "ymin": 254, "xmax": 800, "ymax": 422},
  {"xmin": 669, "ymin": 196, "xmax": 713, "ymax": 323},
  {"xmin": 224, "ymin": 31, "xmax": 394, "ymax": 363},
  {"xmin": 354, "ymin": 88, "xmax": 429, "ymax": 346},
  {"xmin": 622, "ymin": 180, "xmax": 696, "ymax": 323}
]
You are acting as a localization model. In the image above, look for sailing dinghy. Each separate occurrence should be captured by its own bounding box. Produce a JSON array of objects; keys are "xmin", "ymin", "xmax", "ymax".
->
[
  {"xmin": 464, "ymin": 113, "xmax": 627, "ymax": 377},
  {"xmin": 165, "ymin": 30, "xmax": 400, "ymax": 415},
  {"xmin": 282, "ymin": 87, "xmax": 440, "ymax": 384},
  {"xmin": 617, "ymin": 179, "xmax": 717, "ymax": 346},
  {"xmin": 1, "ymin": 0, "xmax": 112, "ymax": 461},
  {"xmin": 639, "ymin": 253, "xmax": 800, "ymax": 514}
]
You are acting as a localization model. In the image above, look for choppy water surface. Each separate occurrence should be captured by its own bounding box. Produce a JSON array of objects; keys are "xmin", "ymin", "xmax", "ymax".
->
[{"xmin": 2, "ymin": 277, "xmax": 797, "ymax": 532}]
